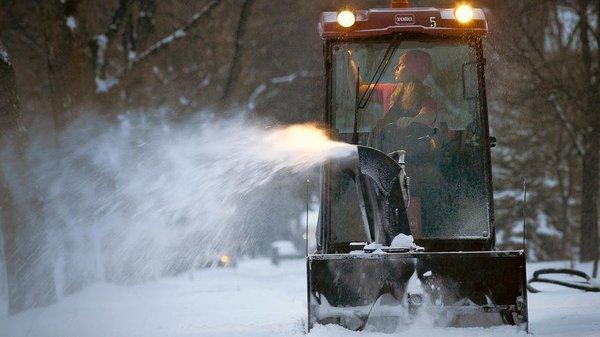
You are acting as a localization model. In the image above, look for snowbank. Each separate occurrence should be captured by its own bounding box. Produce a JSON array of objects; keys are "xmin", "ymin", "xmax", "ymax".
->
[{"xmin": 1, "ymin": 259, "xmax": 599, "ymax": 337}]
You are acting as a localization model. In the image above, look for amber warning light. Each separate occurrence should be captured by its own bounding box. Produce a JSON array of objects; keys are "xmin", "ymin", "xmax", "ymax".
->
[
  {"xmin": 454, "ymin": 4, "xmax": 474, "ymax": 24},
  {"xmin": 337, "ymin": 10, "xmax": 356, "ymax": 28}
]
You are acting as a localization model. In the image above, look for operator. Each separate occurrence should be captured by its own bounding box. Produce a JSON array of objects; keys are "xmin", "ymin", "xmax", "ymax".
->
[
  {"xmin": 347, "ymin": 49, "xmax": 443, "ymax": 237},
  {"xmin": 346, "ymin": 50, "xmax": 438, "ymax": 153}
]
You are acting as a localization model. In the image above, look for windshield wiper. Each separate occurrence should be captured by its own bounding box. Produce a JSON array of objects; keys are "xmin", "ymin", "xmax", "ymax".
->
[{"xmin": 352, "ymin": 34, "xmax": 403, "ymax": 144}]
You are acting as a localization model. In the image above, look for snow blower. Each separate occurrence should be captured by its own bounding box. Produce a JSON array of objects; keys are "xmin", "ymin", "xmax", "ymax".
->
[{"xmin": 307, "ymin": 1, "xmax": 528, "ymax": 332}]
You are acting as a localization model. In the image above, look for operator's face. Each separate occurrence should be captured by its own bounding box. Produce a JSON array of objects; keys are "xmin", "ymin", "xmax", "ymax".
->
[{"xmin": 394, "ymin": 62, "xmax": 409, "ymax": 83}]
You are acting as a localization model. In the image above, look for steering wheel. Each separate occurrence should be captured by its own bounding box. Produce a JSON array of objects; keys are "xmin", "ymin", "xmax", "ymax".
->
[{"xmin": 368, "ymin": 121, "xmax": 437, "ymax": 155}]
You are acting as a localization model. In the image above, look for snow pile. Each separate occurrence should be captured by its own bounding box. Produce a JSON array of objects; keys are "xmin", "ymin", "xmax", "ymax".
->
[
  {"xmin": 364, "ymin": 242, "xmax": 383, "ymax": 250},
  {"xmin": 361, "ymin": 234, "xmax": 424, "ymax": 253},
  {"xmin": 391, "ymin": 234, "xmax": 414, "ymax": 248},
  {"xmin": 372, "ymin": 248, "xmax": 386, "ymax": 255},
  {"xmin": 390, "ymin": 234, "xmax": 424, "ymax": 251},
  {"xmin": 310, "ymin": 324, "xmax": 527, "ymax": 337},
  {"xmin": 362, "ymin": 243, "xmax": 386, "ymax": 254}
]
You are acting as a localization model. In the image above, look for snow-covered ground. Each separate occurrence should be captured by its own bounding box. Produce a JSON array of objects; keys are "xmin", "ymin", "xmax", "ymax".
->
[{"xmin": 1, "ymin": 259, "xmax": 599, "ymax": 337}]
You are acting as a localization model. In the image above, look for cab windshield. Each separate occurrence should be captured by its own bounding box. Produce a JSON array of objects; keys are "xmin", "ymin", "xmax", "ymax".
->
[{"xmin": 328, "ymin": 38, "xmax": 490, "ymax": 242}]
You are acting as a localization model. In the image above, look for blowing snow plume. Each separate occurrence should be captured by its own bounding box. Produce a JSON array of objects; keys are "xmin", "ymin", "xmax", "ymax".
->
[{"xmin": 0, "ymin": 112, "xmax": 353, "ymax": 298}]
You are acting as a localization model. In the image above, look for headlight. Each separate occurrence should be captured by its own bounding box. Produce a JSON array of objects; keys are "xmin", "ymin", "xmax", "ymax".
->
[
  {"xmin": 337, "ymin": 10, "xmax": 356, "ymax": 28},
  {"xmin": 219, "ymin": 255, "xmax": 230, "ymax": 264},
  {"xmin": 454, "ymin": 4, "xmax": 474, "ymax": 24}
]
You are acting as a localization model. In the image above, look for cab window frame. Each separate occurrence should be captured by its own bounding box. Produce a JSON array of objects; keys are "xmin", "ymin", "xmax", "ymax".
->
[{"xmin": 320, "ymin": 33, "xmax": 496, "ymax": 252}]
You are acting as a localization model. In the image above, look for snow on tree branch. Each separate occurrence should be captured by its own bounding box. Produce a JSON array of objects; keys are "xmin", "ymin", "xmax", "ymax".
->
[
  {"xmin": 0, "ymin": 40, "xmax": 11, "ymax": 65},
  {"xmin": 94, "ymin": 0, "xmax": 221, "ymax": 93},
  {"xmin": 247, "ymin": 71, "xmax": 320, "ymax": 111}
]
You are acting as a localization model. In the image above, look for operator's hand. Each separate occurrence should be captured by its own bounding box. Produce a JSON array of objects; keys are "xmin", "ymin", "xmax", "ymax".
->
[
  {"xmin": 346, "ymin": 50, "xmax": 355, "ymax": 63},
  {"xmin": 396, "ymin": 117, "xmax": 414, "ymax": 129}
]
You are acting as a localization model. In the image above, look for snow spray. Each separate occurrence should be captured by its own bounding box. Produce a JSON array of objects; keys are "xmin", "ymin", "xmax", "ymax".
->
[{"xmin": 0, "ymin": 112, "xmax": 354, "ymax": 294}]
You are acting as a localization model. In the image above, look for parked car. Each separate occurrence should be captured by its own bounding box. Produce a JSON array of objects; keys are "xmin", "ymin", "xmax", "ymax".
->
[
  {"xmin": 270, "ymin": 240, "xmax": 303, "ymax": 266},
  {"xmin": 195, "ymin": 252, "xmax": 237, "ymax": 269}
]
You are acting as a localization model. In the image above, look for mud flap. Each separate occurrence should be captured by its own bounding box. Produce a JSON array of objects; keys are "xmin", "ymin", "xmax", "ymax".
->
[{"xmin": 307, "ymin": 250, "xmax": 527, "ymax": 332}]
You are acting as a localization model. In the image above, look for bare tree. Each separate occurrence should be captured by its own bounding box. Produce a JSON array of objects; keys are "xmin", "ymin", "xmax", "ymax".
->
[
  {"xmin": 0, "ymin": 40, "xmax": 58, "ymax": 314},
  {"xmin": 92, "ymin": 0, "xmax": 221, "ymax": 93},
  {"xmin": 489, "ymin": 0, "xmax": 599, "ymax": 268}
]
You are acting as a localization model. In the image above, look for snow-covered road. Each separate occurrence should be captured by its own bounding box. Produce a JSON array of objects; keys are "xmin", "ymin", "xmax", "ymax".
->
[{"xmin": 1, "ymin": 259, "xmax": 599, "ymax": 337}]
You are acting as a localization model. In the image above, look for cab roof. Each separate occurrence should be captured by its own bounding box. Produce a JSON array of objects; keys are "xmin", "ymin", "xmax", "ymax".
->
[{"xmin": 319, "ymin": 7, "xmax": 487, "ymax": 39}]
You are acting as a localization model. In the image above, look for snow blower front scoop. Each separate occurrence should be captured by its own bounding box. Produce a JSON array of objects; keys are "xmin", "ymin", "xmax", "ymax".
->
[{"xmin": 307, "ymin": 146, "xmax": 528, "ymax": 332}]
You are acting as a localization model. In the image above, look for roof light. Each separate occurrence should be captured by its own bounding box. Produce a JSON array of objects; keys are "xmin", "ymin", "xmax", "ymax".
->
[
  {"xmin": 455, "ymin": 4, "xmax": 474, "ymax": 24},
  {"xmin": 337, "ymin": 10, "xmax": 355, "ymax": 28}
]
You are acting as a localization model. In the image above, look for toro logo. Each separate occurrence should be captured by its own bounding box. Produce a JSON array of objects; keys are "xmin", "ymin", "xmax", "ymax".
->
[{"xmin": 395, "ymin": 14, "xmax": 415, "ymax": 25}]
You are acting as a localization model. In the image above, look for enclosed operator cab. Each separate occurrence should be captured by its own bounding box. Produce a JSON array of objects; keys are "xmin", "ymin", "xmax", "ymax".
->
[{"xmin": 308, "ymin": 3, "xmax": 528, "ymax": 332}]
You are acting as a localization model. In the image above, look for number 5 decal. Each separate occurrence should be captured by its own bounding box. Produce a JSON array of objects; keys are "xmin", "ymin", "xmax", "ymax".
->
[{"xmin": 430, "ymin": 17, "xmax": 437, "ymax": 27}]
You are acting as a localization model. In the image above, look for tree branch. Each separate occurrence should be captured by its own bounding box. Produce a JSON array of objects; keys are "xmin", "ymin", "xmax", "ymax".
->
[
  {"xmin": 0, "ymin": 9, "xmax": 45, "ymax": 55},
  {"xmin": 247, "ymin": 71, "xmax": 320, "ymax": 112},
  {"xmin": 546, "ymin": 95, "xmax": 586, "ymax": 156},
  {"xmin": 95, "ymin": 0, "xmax": 221, "ymax": 93},
  {"xmin": 90, "ymin": 0, "xmax": 130, "ymax": 83},
  {"xmin": 222, "ymin": 0, "xmax": 255, "ymax": 101}
]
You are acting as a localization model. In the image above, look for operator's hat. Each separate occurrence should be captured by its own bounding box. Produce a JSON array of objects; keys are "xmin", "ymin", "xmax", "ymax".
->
[{"xmin": 398, "ymin": 50, "xmax": 432, "ymax": 81}]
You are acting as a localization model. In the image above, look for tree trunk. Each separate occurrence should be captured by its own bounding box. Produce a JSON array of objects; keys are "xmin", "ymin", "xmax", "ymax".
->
[
  {"xmin": 0, "ymin": 41, "xmax": 58, "ymax": 315},
  {"xmin": 40, "ymin": 0, "xmax": 97, "ymax": 296},
  {"xmin": 40, "ymin": 0, "xmax": 76, "ymax": 128},
  {"xmin": 580, "ymin": 147, "xmax": 599, "ymax": 262},
  {"xmin": 578, "ymin": 0, "xmax": 599, "ymax": 264}
]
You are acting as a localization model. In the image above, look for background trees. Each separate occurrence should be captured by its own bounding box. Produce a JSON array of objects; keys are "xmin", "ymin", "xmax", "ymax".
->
[
  {"xmin": 0, "ymin": 0, "xmax": 598, "ymax": 314},
  {"xmin": 487, "ymin": 1, "xmax": 599, "ymax": 273}
]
